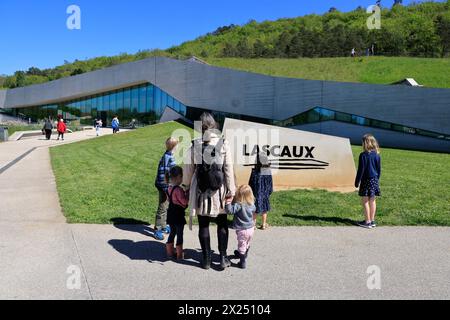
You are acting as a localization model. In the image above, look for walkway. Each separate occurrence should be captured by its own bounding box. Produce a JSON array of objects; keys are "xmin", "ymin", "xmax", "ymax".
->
[{"xmin": 0, "ymin": 132, "xmax": 449, "ymax": 300}]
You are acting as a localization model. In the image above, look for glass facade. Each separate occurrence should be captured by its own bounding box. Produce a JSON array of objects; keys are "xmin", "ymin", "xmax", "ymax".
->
[
  {"xmin": 274, "ymin": 107, "xmax": 450, "ymax": 141},
  {"xmin": 186, "ymin": 106, "xmax": 449, "ymax": 142},
  {"xmin": 13, "ymin": 83, "xmax": 186, "ymax": 127},
  {"xmin": 9, "ymin": 89, "xmax": 449, "ymax": 143}
]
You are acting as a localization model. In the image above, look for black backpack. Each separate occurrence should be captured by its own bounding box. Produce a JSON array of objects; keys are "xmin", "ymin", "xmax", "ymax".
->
[{"xmin": 197, "ymin": 140, "xmax": 225, "ymax": 193}]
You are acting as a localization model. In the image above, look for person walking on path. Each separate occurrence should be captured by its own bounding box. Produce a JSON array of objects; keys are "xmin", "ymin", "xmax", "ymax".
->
[
  {"xmin": 355, "ymin": 134, "xmax": 382, "ymax": 229},
  {"xmin": 56, "ymin": 119, "xmax": 67, "ymax": 141},
  {"xmin": 183, "ymin": 112, "xmax": 236, "ymax": 271},
  {"xmin": 95, "ymin": 119, "xmax": 102, "ymax": 137},
  {"xmin": 225, "ymin": 185, "xmax": 256, "ymax": 269},
  {"xmin": 165, "ymin": 166, "xmax": 189, "ymax": 261},
  {"xmin": 42, "ymin": 118, "xmax": 53, "ymax": 140},
  {"xmin": 154, "ymin": 137, "xmax": 179, "ymax": 241},
  {"xmin": 249, "ymin": 152, "xmax": 273, "ymax": 230},
  {"xmin": 112, "ymin": 116, "xmax": 120, "ymax": 134}
]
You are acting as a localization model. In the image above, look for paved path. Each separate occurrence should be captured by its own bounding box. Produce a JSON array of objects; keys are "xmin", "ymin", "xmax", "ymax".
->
[{"xmin": 0, "ymin": 133, "xmax": 449, "ymax": 300}]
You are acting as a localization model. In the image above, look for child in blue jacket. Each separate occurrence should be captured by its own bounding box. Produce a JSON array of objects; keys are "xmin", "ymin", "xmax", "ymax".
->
[{"xmin": 154, "ymin": 137, "xmax": 178, "ymax": 240}]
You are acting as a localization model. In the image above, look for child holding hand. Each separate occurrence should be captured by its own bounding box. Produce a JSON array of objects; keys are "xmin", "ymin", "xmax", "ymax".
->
[
  {"xmin": 166, "ymin": 166, "xmax": 189, "ymax": 260},
  {"xmin": 226, "ymin": 185, "xmax": 256, "ymax": 269}
]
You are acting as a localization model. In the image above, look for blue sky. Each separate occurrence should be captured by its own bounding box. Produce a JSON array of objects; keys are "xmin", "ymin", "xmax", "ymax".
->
[{"xmin": 0, "ymin": 0, "xmax": 442, "ymax": 75}]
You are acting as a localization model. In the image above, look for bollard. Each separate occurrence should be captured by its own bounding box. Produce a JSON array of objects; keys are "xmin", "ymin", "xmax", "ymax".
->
[{"xmin": 0, "ymin": 127, "xmax": 9, "ymax": 142}]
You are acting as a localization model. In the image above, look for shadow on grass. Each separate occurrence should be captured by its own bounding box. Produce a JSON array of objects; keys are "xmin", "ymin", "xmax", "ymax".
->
[{"xmin": 282, "ymin": 214, "xmax": 357, "ymax": 226}]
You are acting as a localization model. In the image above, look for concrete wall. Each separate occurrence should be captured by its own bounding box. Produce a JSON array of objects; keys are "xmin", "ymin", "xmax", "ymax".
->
[
  {"xmin": 3, "ymin": 56, "xmax": 450, "ymax": 143},
  {"xmin": 293, "ymin": 121, "xmax": 450, "ymax": 153}
]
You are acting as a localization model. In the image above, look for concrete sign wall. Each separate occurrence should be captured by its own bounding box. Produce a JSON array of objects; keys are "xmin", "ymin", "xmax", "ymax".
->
[{"xmin": 222, "ymin": 118, "xmax": 357, "ymax": 192}]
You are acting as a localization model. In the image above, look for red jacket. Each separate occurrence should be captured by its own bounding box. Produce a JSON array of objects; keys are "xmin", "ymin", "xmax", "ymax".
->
[{"xmin": 57, "ymin": 121, "xmax": 67, "ymax": 133}]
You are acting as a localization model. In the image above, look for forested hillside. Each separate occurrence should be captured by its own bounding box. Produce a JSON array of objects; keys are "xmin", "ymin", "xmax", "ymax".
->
[{"xmin": 169, "ymin": 1, "xmax": 450, "ymax": 59}]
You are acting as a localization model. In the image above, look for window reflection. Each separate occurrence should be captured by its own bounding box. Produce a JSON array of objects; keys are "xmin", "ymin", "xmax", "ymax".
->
[
  {"xmin": 14, "ymin": 83, "xmax": 187, "ymax": 128},
  {"xmin": 277, "ymin": 106, "xmax": 449, "ymax": 141}
]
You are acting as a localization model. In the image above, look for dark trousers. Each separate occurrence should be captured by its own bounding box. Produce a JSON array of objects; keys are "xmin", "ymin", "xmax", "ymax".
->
[
  {"xmin": 45, "ymin": 129, "xmax": 52, "ymax": 140},
  {"xmin": 57, "ymin": 132, "xmax": 64, "ymax": 140},
  {"xmin": 167, "ymin": 224, "xmax": 184, "ymax": 246},
  {"xmin": 198, "ymin": 214, "xmax": 229, "ymax": 255}
]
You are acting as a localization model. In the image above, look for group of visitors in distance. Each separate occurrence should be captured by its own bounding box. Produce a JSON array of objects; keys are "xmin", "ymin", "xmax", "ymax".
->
[
  {"xmin": 40, "ymin": 114, "xmax": 121, "ymax": 141},
  {"xmin": 152, "ymin": 112, "xmax": 382, "ymax": 271},
  {"xmin": 41, "ymin": 117, "xmax": 67, "ymax": 141}
]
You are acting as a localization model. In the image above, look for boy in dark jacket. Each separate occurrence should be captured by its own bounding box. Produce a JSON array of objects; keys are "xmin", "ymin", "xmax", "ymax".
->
[{"xmin": 154, "ymin": 137, "xmax": 178, "ymax": 240}]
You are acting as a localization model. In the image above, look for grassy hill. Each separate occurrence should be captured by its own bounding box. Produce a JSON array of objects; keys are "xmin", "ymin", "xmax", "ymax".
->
[
  {"xmin": 50, "ymin": 122, "xmax": 450, "ymax": 226},
  {"xmin": 207, "ymin": 57, "xmax": 450, "ymax": 88}
]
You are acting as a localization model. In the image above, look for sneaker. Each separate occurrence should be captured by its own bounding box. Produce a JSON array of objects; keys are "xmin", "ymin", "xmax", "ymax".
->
[
  {"xmin": 370, "ymin": 221, "xmax": 377, "ymax": 228},
  {"xmin": 162, "ymin": 226, "xmax": 171, "ymax": 234},
  {"xmin": 357, "ymin": 221, "xmax": 373, "ymax": 229},
  {"xmin": 154, "ymin": 230, "xmax": 165, "ymax": 241}
]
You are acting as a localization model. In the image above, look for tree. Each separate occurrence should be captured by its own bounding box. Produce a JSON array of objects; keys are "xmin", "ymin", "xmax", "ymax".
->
[
  {"xmin": 393, "ymin": 0, "xmax": 403, "ymax": 6},
  {"xmin": 3, "ymin": 76, "xmax": 17, "ymax": 89},
  {"xmin": 26, "ymin": 67, "xmax": 43, "ymax": 76},
  {"xmin": 275, "ymin": 31, "xmax": 293, "ymax": 57},
  {"xmin": 15, "ymin": 71, "xmax": 26, "ymax": 88},
  {"xmin": 212, "ymin": 24, "xmax": 236, "ymax": 36},
  {"xmin": 253, "ymin": 39, "xmax": 268, "ymax": 58},
  {"xmin": 406, "ymin": 16, "xmax": 441, "ymax": 57},
  {"xmin": 287, "ymin": 34, "xmax": 302, "ymax": 58},
  {"xmin": 200, "ymin": 50, "xmax": 209, "ymax": 58},
  {"xmin": 436, "ymin": 14, "xmax": 450, "ymax": 57},
  {"xmin": 222, "ymin": 42, "xmax": 237, "ymax": 57},
  {"xmin": 236, "ymin": 39, "xmax": 252, "ymax": 58},
  {"xmin": 70, "ymin": 68, "xmax": 84, "ymax": 76}
]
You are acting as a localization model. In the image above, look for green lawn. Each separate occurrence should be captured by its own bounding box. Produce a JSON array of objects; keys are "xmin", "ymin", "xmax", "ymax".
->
[
  {"xmin": 207, "ymin": 57, "xmax": 450, "ymax": 89},
  {"xmin": 50, "ymin": 122, "xmax": 450, "ymax": 226}
]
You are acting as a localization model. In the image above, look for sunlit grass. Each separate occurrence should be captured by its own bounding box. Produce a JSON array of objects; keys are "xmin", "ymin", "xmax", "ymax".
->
[
  {"xmin": 51, "ymin": 122, "xmax": 450, "ymax": 225},
  {"xmin": 207, "ymin": 57, "xmax": 450, "ymax": 88}
]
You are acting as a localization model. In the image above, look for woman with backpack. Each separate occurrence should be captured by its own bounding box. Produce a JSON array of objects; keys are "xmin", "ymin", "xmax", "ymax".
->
[
  {"xmin": 42, "ymin": 118, "xmax": 53, "ymax": 140},
  {"xmin": 183, "ymin": 112, "xmax": 236, "ymax": 271}
]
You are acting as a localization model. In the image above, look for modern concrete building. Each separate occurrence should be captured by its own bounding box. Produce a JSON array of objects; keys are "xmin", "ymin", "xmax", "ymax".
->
[{"xmin": 0, "ymin": 56, "xmax": 449, "ymax": 152}]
